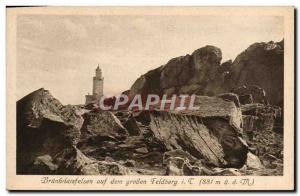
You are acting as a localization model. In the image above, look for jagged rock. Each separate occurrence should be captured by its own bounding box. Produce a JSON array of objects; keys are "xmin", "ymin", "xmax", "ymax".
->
[
  {"xmin": 232, "ymin": 85, "xmax": 267, "ymax": 104},
  {"xmin": 17, "ymin": 80, "xmax": 282, "ymax": 176},
  {"xmin": 129, "ymin": 66, "xmax": 163, "ymax": 98},
  {"xmin": 219, "ymin": 60, "xmax": 232, "ymax": 73},
  {"xmin": 242, "ymin": 115, "xmax": 259, "ymax": 141},
  {"xmin": 58, "ymin": 147, "xmax": 98, "ymax": 174},
  {"xmin": 129, "ymin": 41, "xmax": 283, "ymax": 107},
  {"xmin": 202, "ymin": 118, "xmax": 248, "ymax": 168},
  {"xmin": 123, "ymin": 116, "xmax": 142, "ymax": 136},
  {"xmin": 137, "ymin": 111, "xmax": 224, "ymax": 166},
  {"xmin": 246, "ymin": 152, "xmax": 264, "ymax": 169},
  {"xmin": 175, "ymin": 96, "xmax": 243, "ymax": 133},
  {"xmin": 229, "ymin": 41, "xmax": 284, "ymax": 106},
  {"xmin": 165, "ymin": 157, "xmax": 186, "ymax": 176},
  {"xmin": 17, "ymin": 88, "xmax": 82, "ymax": 174},
  {"xmin": 29, "ymin": 155, "xmax": 58, "ymax": 174},
  {"xmin": 239, "ymin": 94, "xmax": 253, "ymax": 105},
  {"xmin": 160, "ymin": 55, "xmax": 193, "ymax": 90},
  {"xmin": 241, "ymin": 103, "xmax": 282, "ymax": 133},
  {"xmin": 129, "ymin": 45, "xmax": 227, "ymax": 98},
  {"xmin": 137, "ymin": 95, "xmax": 247, "ymax": 168},
  {"xmin": 218, "ymin": 93, "xmax": 240, "ymax": 107},
  {"xmin": 240, "ymin": 103, "xmax": 283, "ymax": 173},
  {"xmin": 81, "ymin": 111, "xmax": 128, "ymax": 141},
  {"xmin": 58, "ymin": 147, "xmax": 136, "ymax": 175},
  {"xmin": 135, "ymin": 107, "xmax": 247, "ymax": 168},
  {"xmin": 188, "ymin": 46, "xmax": 223, "ymax": 95}
]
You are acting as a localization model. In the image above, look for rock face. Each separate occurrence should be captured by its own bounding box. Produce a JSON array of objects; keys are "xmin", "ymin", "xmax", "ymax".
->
[
  {"xmin": 129, "ymin": 40, "xmax": 283, "ymax": 107},
  {"xmin": 232, "ymin": 85, "xmax": 267, "ymax": 104},
  {"xmin": 16, "ymin": 89, "xmax": 135, "ymax": 175},
  {"xmin": 16, "ymin": 40, "xmax": 284, "ymax": 176},
  {"xmin": 17, "ymin": 89, "xmax": 251, "ymax": 175},
  {"xmin": 134, "ymin": 110, "xmax": 246, "ymax": 168},
  {"xmin": 17, "ymin": 88, "xmax": 82, "ymax": 174},
  {"xmin": 229, "ymin": 41, "xmax": 284, "ymax": 107},
  {"xmin": 80, "ymin": 111, "xmax": 128, "ymax": 141},
  {"xmin": 129, "ymin": 46, "xmax": 227, "ymax": 98},
  {"xmin": 240, "ymin": 103, "xmax": 283, "ymax": 173},
  {"xmin": 126, "ymin": 41, "xmax": 284, "ymax": 176}
]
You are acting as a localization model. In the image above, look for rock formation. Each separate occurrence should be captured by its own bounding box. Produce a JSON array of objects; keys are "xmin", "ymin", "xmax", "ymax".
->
[
  {"xmin": 129, "ymin": 45, "xmax": 227, "ymax": 99},
  {"xmin": 17, "ymin": 40, "xmax": 284, "ymax": 176},
  {"xmin": 17, "ymin": 88, "xmax": 282, "ymax": 176},
  {"xmin": 128, "ymin": 40, "xmax": 284, "ymax": 107},
  {"xmin": 228, "ymin": 40, "xmax": 284, "ymax": 107}
]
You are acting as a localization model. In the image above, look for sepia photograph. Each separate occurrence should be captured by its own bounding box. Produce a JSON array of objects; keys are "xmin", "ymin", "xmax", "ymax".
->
[{"xmin": 6, "ymin": 6, "xmax": 295, "ymax": 191}]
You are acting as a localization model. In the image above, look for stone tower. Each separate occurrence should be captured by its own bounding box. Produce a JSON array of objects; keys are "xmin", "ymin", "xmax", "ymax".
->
[
  {"xmin": 93, "ymin": 66, "xmax": 104, "ymax": 96},
  {"xmin": 85, "ymin": 66, "xmax": 104, "ymax": 105}
]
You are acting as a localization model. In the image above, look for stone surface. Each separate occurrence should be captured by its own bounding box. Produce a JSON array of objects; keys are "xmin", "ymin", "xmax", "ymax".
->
[
  {"xmin": 232, "ymin": 85, "xmax": 267, "ymax": 104},
  {"xmin": 17, "ymin": 40, "xmax": 284, "ymax": 176},
  {"xmin": 239, "ymin": 94, "xmax": 254, "ymax": 105},
  {"xmin": 129, "ymin": 45, "xmax": 227, "ymax": 99},
  {"xmin": 229, "ymin": 41, "xmax": 284, "ymax": 107},
  {"xmin": 175, "ymin": 96, "xmax": 243, "ymax": 133},
  {"xmin": 16, "ymin": 88, "xmax": 82, "ymax": 174},
  {"xmin": 246, "ymin": 152, "xmax": 264, "ymax": 169},
  {"xmin": 128, "ymin": 41, "xmax": 284, "ymax": 107},
  {"xmin": 135, "ymin": 108, "xmax": 247, "ymax": 168},
  {"xmin": 81, "ymin": 111, "xmax": 128, "ymax": 141},
  {"xmin": 240, "ymin": 103, "xmax": 283, "ymax": 173}
]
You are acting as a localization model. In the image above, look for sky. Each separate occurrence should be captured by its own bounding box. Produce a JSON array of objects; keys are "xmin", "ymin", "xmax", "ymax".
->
[{"xmin": 17, "ymin": 15, "xmax": 283, "ymax": 104}]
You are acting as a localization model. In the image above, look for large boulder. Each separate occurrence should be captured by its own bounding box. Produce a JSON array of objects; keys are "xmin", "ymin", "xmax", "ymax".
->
[
  {"xmin": 229, "ymin": 40, "xmax": 284, "ymax": 107},
  {"xmin": 16, "ymin": 88, "xmax": 83, "ymax": 174},
  {"xmin": 240, "ymin": 103, "xmax": 283, "ymax": 171},
  {"xmin": 129, "ymin": 45, "xmax": 228, "ymax": 98},
  {"xmin": 80, "ymin": 111, "xmax": 128, "ymax": 141},
  {"xmin": 134, "ymin": 96, "xmax": 248, "ymax": 168},
  {"xmin": 57, "ymin": 146, "xmax": 136, "ymax": 175},
  {"xmin": 129, "ymin": 66, "xmax": 163, "ymax": 99},
  {"xmin": 175, "ymin": 95, "xmax": 243, "ymax": 133},
  {"xmin": 129, "ymin": 41, "xmax": 284, "ymax": 107},
  {"xmin": 232, "ymin": 85, "xmax": 267, "ymax": 104}
]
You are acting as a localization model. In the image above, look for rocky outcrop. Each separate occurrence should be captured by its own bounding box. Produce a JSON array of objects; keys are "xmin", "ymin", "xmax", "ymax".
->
[
  {"xmin": 126, "ymin": 41, "xmax": 284, "ymax": 175},
  {"xmin": 229, "ymin": 40, "xmax": 284, "ymax": 107},
  {"xmin": 240, "ymin": 103, "xmax": 283, "ymax": 173},
  {"xmin": 16, "ymin": 88, "xmax": 83, "ymax": 174},
  {"xmin": 129, "ymin": 40, "xmax": 283, "ymax": 107},
  {"xmin": 17, "ymin": 89, "xmax": 254, "ymax": 175},
  {"xmin": 129, "ymin": 46, "xmax": 228, "ymax": 98},
  {"xmin": 16, "ymin": 40, "xmax": 284, "ymax": 176},
  {"xmin": 16, "ymin": 89, "xmax": 136, "ymax": 175},
  {"xmin": 134, "ymin": 110, "xmax": 247, "ymax": 168},
  {"xmin": 80, "ymin": 111, "xmax": 128, "ymax": 141},
  {"xmin": 232, "ymin": 85, "xmax": 267, "ymax": 104}
]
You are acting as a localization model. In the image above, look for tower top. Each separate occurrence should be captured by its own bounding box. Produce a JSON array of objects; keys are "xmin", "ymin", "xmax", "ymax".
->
[{"xmin": 95, "ymin": 64, "xmax": 103, "ymax": 79}]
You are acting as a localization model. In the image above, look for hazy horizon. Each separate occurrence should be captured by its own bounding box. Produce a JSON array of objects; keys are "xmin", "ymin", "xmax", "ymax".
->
[{"xmin": 17, "ymin": 15, "xmax": 283, "ymax": 104}]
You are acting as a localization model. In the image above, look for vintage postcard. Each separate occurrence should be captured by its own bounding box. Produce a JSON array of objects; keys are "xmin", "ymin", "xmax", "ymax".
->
[{"xmin": 6, "ymin": 6, "xmax": 294, "ymax": 191}]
